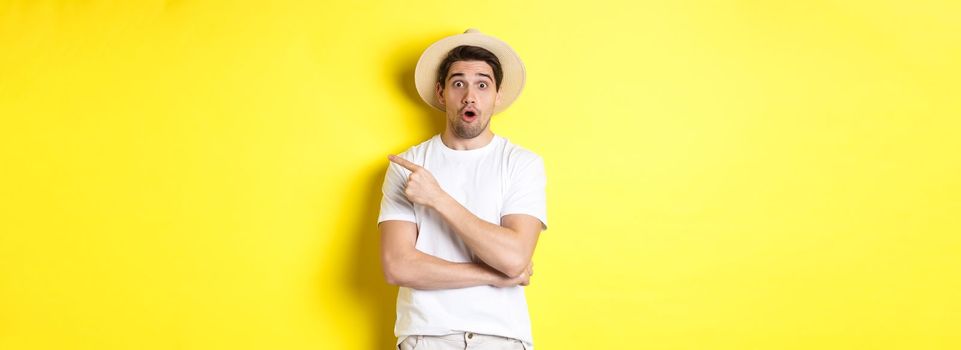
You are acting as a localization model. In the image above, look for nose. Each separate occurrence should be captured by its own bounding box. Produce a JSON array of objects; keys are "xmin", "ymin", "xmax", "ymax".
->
[{"xmin": 462, "ymin": 87, "xmax": 477, "ymax": 105}]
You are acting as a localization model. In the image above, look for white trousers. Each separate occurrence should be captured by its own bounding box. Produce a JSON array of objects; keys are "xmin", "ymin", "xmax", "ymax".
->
[{"xmin": 398, "ymin": 332, "xmax": 528, "ymax": 350}]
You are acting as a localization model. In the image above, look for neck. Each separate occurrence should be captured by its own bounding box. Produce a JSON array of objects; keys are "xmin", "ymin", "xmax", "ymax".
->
[{"xmin": 440, "ymin": 128, "xmax": 495, "ymax": 150}]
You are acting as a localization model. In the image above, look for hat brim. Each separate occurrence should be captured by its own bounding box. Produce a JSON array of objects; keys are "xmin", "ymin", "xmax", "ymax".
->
[{"xmin": 414, "ymin": 30, "xmax": 525, "ymax": 115}]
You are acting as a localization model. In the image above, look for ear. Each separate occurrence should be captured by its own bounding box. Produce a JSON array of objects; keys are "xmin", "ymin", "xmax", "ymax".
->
[
  {"xmin": 494, "ymin": 89, "xmax": 502, "ymax": 107},
  {"xmin": 435, "ymin": 82, "xmax": 445, "ymax": 107}
]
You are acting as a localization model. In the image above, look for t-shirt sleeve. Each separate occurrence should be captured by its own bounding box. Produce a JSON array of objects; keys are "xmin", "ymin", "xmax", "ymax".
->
[
  {"xmin": 377, "ymin": 159, "xmax": 415, "ymax": 224},
  {"xmin": 501, "ymin": 155, "xmax": 548, "ymax": 230}
]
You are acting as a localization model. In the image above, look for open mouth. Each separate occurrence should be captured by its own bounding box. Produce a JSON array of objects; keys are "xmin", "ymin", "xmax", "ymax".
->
[{"xmin": 462, "ymin": 110, "xmax": 478, "ymax": 122}]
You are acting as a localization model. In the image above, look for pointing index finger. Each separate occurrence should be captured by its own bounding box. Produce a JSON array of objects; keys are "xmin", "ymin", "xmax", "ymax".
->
[{"xmin": 388, "ymin": 154, "xmax": 421, "ymax": 172}]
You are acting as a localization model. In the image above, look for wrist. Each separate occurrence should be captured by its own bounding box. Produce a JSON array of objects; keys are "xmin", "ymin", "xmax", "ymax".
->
[
  {"xmin": 488, "ymin": 271, "xmax": 510, "ymax": 287},
  {"xmin": 428, "ymin": 192, "xmax": 454, "ymax": 210},
  {"xmin": 475, "ymin": 262, "xmax": 506, "ymax": 287}
]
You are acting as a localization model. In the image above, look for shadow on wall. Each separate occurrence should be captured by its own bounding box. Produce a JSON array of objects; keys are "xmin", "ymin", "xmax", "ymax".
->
[
  {"xmin": 347, "ymin": 169, "xmax": 399, "ymax": 350},
  {"xmin": 341, "ymin": 31, "xmax": 451, "ymax": 350},
  {"xmin": 393, "ymin": 31, "xmax": 449, "ymax": 137}
]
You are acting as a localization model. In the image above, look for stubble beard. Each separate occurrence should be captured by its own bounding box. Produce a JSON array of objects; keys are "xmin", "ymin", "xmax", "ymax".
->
[{"xmin": 450, "ymin": 115, "xmax": 490, "ymax": 139}]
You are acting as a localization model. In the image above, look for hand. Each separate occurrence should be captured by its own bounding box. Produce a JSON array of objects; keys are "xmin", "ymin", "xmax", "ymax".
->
[
  {"xmin": 388, "ymin": 154, "xmax": 449, "ymax": 208},
  {"xmin": 492, "ymin": 260, "xmax": 533, "ymax": 288}
]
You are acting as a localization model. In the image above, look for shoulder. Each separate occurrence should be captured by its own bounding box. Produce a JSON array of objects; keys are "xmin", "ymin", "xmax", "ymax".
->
[
  {"xmin": 386, "ymin": 136, "xmax": 435, "ymax": 180},
  {"xmin": 396, "ymin": 135, "xmax": 435, "ymax": 164},
  {"xmin": 498, "ymin": 136, "xmax": 545, "ymax": 172}
]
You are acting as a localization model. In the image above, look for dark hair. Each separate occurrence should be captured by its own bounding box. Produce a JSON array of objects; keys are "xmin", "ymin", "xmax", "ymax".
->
[{"xmin": 436, "ymin": 45, "xmax": 503, "ymax": 91}]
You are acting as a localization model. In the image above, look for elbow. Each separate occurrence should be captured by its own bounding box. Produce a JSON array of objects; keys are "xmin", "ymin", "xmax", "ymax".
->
[
  {"xmin": 504, "ymin": 266, "xmax": 526, "ymax": 279},
  {"xmin": 384, "ymin": 272, "xmax": 405, "ymax": 286},
  {"xmin": 382, "ymin": 264, "xmax": 402, "ymax": 286},
  {"xmin": 382, "ymin": 257, "xmax": 410, "ymax": 286},
  {"xmin": 382, "ymin": 264, "xmax": 398, "ymax": 285},
  {"xmin": 501, "ymin": 258, "xmax": 531, "ymax": 279}
]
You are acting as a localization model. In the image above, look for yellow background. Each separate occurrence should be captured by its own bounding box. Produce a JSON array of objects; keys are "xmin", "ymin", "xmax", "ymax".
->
[{"xmin": 2, "ymin": 1, "xmax": 959, "ymax": 349}]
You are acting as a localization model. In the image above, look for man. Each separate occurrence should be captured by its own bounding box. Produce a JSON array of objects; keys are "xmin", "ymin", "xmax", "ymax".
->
[{"xmin": 377, "ymin": 29, "xmax": 547, "ymax": 350}]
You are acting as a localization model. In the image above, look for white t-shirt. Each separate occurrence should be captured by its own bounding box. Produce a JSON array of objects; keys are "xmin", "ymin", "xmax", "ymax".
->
[{"xmin": 378, "ymin": 133, "xmax": 548, "ymax": 349}]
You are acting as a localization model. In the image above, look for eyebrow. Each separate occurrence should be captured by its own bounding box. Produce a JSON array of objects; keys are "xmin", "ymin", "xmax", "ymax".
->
[{"xmin": 447, "ymin": 72, "xmax": 493, "ymax": 82}]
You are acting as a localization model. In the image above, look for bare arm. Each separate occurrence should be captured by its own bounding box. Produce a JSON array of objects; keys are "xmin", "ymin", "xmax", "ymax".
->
[
  {"xmin": 379, "ymin": 220, "xmax": 530, "ymax": 290},
  {"xmin": 432, "ymin": 198, "xmax": 542, "ymax": 278},
  {"xmin": 386, "ymin": 155, "xmax": 543, "ymax": 278}
]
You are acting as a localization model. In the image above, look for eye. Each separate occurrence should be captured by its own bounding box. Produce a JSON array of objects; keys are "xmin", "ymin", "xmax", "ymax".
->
[
  {"xmin": 479, "ymin": 82, "xmax": 488, "ymax": 89},
  {"xmin": 453, "ymin": 81, "xmax": 464, "ymax": 88}
]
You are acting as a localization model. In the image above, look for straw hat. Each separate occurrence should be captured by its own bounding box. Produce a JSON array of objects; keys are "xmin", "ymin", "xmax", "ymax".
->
[{"xmin": 414, "ymin": 28, "xmax": 526, "ymax": 115}]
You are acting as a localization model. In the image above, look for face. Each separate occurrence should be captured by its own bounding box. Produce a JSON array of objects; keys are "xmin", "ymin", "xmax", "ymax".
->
[{"xmin": 435, "ymin": 60, "xmax": 502, "ymax": 139}]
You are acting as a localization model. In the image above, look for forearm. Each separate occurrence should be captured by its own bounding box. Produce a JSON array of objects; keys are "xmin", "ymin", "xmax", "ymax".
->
[
  {"xmin": 431, "ymin": 195, "xmax": 528, "ymax": 277},
  {"xmin": 385, "ymin": 154, "xmax": 538, "ymax": 280},
  {"xmin": 384, "ymin": 249, "xmax": 505, "ymax": 290}
]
